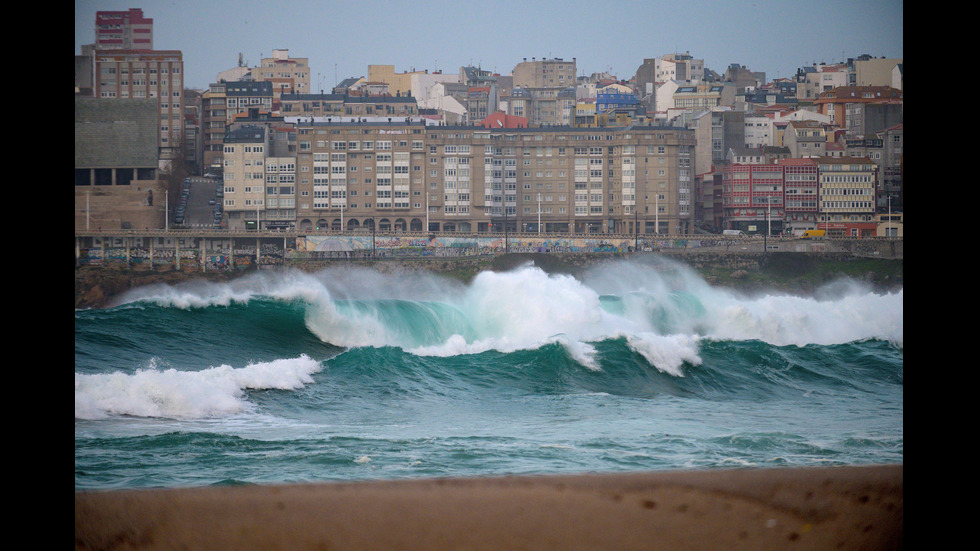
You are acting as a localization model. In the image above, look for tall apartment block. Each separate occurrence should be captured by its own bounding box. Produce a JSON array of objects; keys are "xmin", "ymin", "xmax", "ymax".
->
[
  {"xmin": 222, "ymin": 125, "xmax": 297, "ymax": 230},
  {"xmin": 268, "ymin": 121, "xmax": 695, "ymax": 235},
  {"xmin": 94, "ymin": 8, "xmax": 153, "ymax": 50},
  {"xmin": 92, "ymin": 49, "xmax": 185, "ymax": 164}
]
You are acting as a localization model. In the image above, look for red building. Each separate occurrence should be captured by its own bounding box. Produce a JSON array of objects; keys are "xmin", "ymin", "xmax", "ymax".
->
[
  {"xmin": 721, "ymin": 163, "xmax": 785, "ymax": 234},
  {"xmin": 95, "ymin": 8, "xmax": 153, "ymax": 50}
]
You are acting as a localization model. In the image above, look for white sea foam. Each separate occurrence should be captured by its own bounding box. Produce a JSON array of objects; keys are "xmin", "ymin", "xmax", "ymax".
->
[
  {"xmin": 74, "ymin": 354, "xmax": 323, "ymax": 420},
  {"xmin": 107, "ymin": 259, "xmax": 903, "ymax": 374}
]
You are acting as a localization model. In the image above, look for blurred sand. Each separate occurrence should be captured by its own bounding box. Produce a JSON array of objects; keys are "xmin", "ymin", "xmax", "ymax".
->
[{"xmin": 75, "ymin": 464, "xmax": 902, "ymax": 550}]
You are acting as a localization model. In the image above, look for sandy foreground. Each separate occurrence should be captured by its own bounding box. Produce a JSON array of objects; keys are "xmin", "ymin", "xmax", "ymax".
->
[{"xmin": 75, "ymin": 464, "xmax": 902, "ymax": 550}]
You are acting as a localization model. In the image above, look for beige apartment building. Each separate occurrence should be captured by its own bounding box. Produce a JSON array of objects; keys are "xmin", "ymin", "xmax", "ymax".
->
[
  {"xmin": 290, "ymin": 121, "xmax": 695, "ymax": 235},
  {"xmin": 221, "ymin": 125, "xmax": 271, "ymax": 230},
  {"xmin": 782, "ymin": 120, "xmax": 829, "ymax": 158},
  {"xmin": 92, "ymin": 49, "xmax": 185, "ymax": 165},
  {"xmin": 251, "ymin": 49, "xmax": 311, "ymax": 99},
  {"xmin": 512, "ymin": 58, "xmax": 577, "ymax": 88},
  {"xmin": 814, "ymin": 156, "xmax": 879, "ymax": 237}
]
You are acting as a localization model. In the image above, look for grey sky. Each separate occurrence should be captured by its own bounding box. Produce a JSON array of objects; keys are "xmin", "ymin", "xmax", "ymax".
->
[{"xmin": 75, "ymin": 0, "xmax": 903, "ymax": 91}]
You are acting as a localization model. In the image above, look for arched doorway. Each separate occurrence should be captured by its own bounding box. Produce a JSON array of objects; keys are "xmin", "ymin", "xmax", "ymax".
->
[
  {"xmin": 378, "ymin": 218, "xmax": 391, "ymax": 232},
  {"xmin": 331, "ymin": 218, "xmax": 342, "ymax": 231},
  {"xmin": 347, "ymin": 219, "xmax": 360, "ymax": 231},
  {"xmin": 394, "ymin": 218, "xmax": 407, "ymax": 232},
  {"xmin": 299, "ymin": 219, "xmax": 313, "ymax": 231},
  {"xmin": 316, "ymin": 219, "xmax": 329, "ymax": 231},
  {"xmin": 410, "ymin": 218, "xmax": 423, "ymax": 232}
]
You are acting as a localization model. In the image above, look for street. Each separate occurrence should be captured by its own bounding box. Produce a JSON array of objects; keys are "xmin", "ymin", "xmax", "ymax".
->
[{"xmin": 174, "ymin": 176, "xmax": 222, "ymax": 229}]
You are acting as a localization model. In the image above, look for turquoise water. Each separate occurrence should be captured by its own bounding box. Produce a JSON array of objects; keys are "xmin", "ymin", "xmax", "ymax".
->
[{"xmin": 75, "ymin": 256, "xmax": 903, "ymax": 490}]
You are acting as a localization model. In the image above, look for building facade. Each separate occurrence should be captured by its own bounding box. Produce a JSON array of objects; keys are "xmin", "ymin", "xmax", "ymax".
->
[
  {"xmin": 813, "ymin": 86, "xmax": 902, "ymax": 127},
  {"xmin": 251, "ymin": 49, "xmax": 310, "ymax": 100},
  {"xmin": 285, "ymin": 121, "xmax": 695, "ymax": 235},
  {"xmin": 779, "ymin": 158, "xmax": 819, "ymax": 234},
  {"xmin": 92, "ymin": 49, "xmax": 185, "ymax": 165},
  {"xmin": 814, "ymin": 156, "xmax": 879, "ymax": 237},
  {"xmin": 221, "ymin": 126, "xmax": 272, "ymax": 230},
  {"xmin": 94, "ymin": 8, "xmax": 153, "ymax": 50},
  {"xmin": 720, "ymin": 163, "xmax": 785, "ymax": 234},
  {"xmin": 512, "ymin": 58, "xmax": 576, "ymax": 89},
  {"xmin": 782, "ymin": 120, "xmax": 829, "ymax": 158}
]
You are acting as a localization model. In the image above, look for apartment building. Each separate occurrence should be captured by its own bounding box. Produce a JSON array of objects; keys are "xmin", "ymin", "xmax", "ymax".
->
[
  {"xmin": 779, "ymin": 158, "xmax": 819, "ymax": 234},
  {"xmin": 201, "ymin": 82, "xmax": 228, "ymax": 172},
  {"xmin": 634, "ymin": 53, "xmax": 706, "ymax": 97},
  {"xmin": 225, "ymin": 81, "xmax": 275, "ymax": 121},
  {"xmin": 814, "ymin": 156, "xmax": 879, "ymax": 237},
  {"xmin": 251, "ymin": 49, "xmax": 310, "ymax": 100},
  {"xmin": 221, "ymin": 125, "xmax": 271, "ymax": 230},
  {"xmin": 92, "ymin": 49, "xmax": 185, "ymax": 165},
  {"xmin": 795, "ymin": 63, "xmax": 849, "ymax": 102},
  {"xmin": 94, "ymin": 8, "xmax": 153, "ymax": 50},
  {"xmin": 280, "ymin": 93, "xmax": 419, "ymax": 119},
  {"xmin": 672, "ymin": 82, "xmax": 734, "ymax": 110},
  {"xmin": 782, "ymin": 120, "xmax": 828, "ymax": 158},
  {"xmin": 199, "ymin": 81, "xmax": 275, "ymax": 174},
  {"xmin": 813, "ymin": 86, "xmax": 902, "ymax": 127},
  {"xmin": 692, "ymin": 109, "xmax": 745, "ymax": 176},
  {"xmin": 512, "ymin": 58, "xmax": 576, "ymax": 89},
  {"xmin": 288, "ymin": 121, "xmax": 695, "ymax": 235},
  {"xmin": 852, "ymin": 58, "xmax": 903, "ymax": 87},
  {"xmin": 720, "ymin": 163, "xmax": 785, "ymax": 234}
]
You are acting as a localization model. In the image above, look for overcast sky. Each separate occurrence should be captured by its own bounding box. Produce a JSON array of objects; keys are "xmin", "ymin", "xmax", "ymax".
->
[{"xmin": 75, "ymin": 0, "xmax": 903, "ymax": 91}]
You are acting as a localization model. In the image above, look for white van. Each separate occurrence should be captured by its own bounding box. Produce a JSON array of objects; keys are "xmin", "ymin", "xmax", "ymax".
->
[{"xmin": 722, "ymin": 229, "xmax": 746, "ymax": 236}]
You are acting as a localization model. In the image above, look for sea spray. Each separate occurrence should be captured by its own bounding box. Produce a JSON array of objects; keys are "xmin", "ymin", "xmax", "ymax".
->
[{"xmin": 74, "ymin": 354, "xmax": 322, "ymax": 420}]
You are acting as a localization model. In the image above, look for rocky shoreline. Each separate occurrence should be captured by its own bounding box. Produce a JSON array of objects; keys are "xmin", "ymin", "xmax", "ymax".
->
[{"xmin": 75, "ymin": 252, "xmax": 903, "ymax": 309}]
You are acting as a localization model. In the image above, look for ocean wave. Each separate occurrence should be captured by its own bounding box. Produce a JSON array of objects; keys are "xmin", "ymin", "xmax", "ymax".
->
[
  {"xmin": 74, "ymin": 355, "xmax": 323, "ymax": 420},
  {"xmin": 98, "ymin": 260, "xmax": 902, "ymax": 375}
]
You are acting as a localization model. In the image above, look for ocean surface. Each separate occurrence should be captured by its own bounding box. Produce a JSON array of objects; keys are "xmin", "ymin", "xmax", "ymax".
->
[{"xmin": 75, "ymin": 256, "xmax": 903, "ymax": 491}]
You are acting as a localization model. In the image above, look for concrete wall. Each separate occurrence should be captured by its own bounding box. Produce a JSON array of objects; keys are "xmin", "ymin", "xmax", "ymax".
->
[{"xmin": 76, "ymin": 232, "xmax": 902, "ymax": 272}]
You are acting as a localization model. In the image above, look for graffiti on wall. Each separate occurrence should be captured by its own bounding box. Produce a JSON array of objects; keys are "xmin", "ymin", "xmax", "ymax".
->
[{"xmin": 295, "ymin": 235, "xmax": 644, "ymax": 255}]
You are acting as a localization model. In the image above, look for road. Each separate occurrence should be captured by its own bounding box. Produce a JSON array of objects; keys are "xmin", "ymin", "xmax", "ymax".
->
[{"xmin": 175, "ymin": 176, "xmax": 223, "ymax": 229}]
